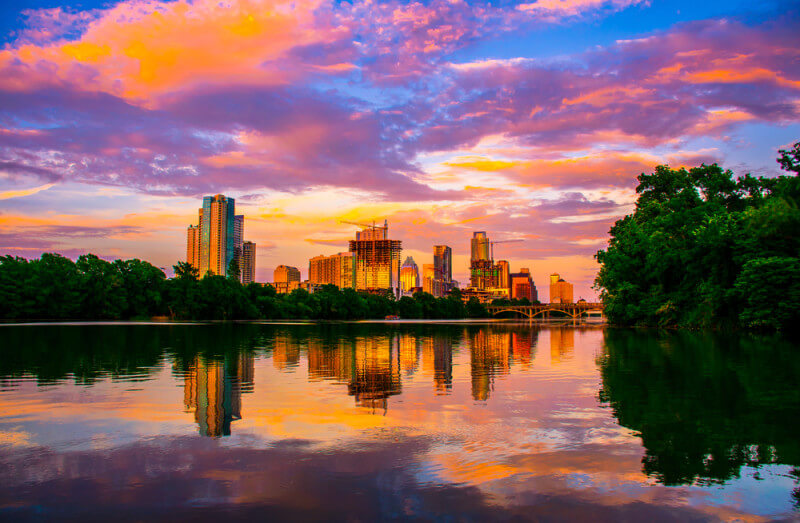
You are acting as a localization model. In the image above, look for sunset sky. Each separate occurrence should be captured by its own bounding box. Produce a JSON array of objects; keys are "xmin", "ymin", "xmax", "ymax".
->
[{"xmin": 1, "ymin": 0, "xmax": 798, "ymax": 298}]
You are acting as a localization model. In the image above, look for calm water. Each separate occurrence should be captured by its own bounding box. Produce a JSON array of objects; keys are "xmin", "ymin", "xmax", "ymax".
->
[{"xmin": 0, "ymin": 322, "xmax": 798, "ymax": 521}]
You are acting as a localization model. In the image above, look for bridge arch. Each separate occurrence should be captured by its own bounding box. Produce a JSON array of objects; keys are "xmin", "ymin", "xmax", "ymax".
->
[{"xmin": 487, "ymin": 307, "xmax": 584, "ymax": 319}]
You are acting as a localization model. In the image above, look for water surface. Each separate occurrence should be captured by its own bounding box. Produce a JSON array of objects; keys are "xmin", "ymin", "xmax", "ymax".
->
[{"xmin": 0, "ymin": 323, "xmax": 797, "ymax": 521}]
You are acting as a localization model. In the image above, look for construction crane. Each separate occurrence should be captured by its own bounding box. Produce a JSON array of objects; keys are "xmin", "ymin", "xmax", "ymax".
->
[
  {"xmin": 490, "ymin": 239, "xmax": 523, "ymax": 262},
  {"xmin": 340, "ymin": 220, "xmax": 387, "ymax": 233}
]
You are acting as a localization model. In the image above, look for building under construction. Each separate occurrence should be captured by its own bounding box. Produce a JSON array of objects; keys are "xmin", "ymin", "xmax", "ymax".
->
[{"xmin": 346, "ymin": 219, "xmax": 402, "ymax": 294}]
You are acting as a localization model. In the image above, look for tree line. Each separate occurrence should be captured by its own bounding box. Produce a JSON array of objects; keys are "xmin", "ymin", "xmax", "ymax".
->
[
  {"xmin": 595, "ymin": 141, "xmax": 800, "ymax": 331},
  {"xmin": 0, "ymin": 255, "xmax": 489, "ymax": 320}
]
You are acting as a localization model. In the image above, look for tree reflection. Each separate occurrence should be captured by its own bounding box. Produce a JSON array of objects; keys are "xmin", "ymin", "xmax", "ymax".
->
[{"xmin": 598, "ymin": 329, "xmax": 800, "ymax": 487}]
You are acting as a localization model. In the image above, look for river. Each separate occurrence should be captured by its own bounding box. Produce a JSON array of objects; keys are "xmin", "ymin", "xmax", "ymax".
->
[{"xmin": 0, "ymin": 322, "xmax": 797, "ymax": 521}]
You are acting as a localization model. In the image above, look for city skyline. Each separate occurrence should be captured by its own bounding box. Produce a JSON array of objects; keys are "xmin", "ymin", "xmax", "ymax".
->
[{"xmin": 1, "ymin": 0, "xmax": 798, "ymax": 300}]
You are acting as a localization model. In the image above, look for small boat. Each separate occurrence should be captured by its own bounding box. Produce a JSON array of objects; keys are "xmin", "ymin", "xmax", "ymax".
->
[{"xmin": 385, "ymin": 315, "xmax": 400, "ymax": 320}]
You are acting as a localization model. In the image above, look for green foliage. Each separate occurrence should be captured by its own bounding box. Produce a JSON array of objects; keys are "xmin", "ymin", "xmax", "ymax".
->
[
  {"xmin": 0, "ymin": 255, "xmax": 483, "ymax": 320},
  {"xmin": 598, "ymin": 329, "xmax": 800, "ymax": 485},
  {"xmin": 595, "ymin": 141, "xmax": 800, "ymax": 330}
]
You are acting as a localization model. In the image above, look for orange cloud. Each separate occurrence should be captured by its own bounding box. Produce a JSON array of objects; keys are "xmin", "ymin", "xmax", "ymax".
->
[{"xmin": 1, "ymin": 0, "xmax": 348, "ymax": 100}]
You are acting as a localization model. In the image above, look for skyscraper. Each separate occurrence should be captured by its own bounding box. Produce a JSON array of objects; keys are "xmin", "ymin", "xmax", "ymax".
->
[
  {"xmin": 201, "ymin": 194, "xmax": 235, "ymax": 277},
  {"xmin": 186, "ymin": 224, "xmax": 200, "ymax": 271},
  {"xmin": 433, "ymin": 245, "xmax": 452, "ymax": 284},
  {"xmin": 242, "ymin": 241, "xmax": 256, "ymax": 285},
  {"xmin": 470, "ymin": 231, "xmax": 496, "ymax": 290},
  {"xmin": 423, "ymin": 264, "xmax": 444, "ymax": 297},
  {"xmin": 348, "ymin": 220, "xmax": 402, "ymax": 293},
  {"xmin": 186, "ymin": 195, "xmax": 255, "ymax": 279},
  {"xmin": 470, "ymin": 232, "xmax": 490, "ymax": 263},
  {"xmin": 233, "ymin": 214, "xmax": 244, "ymax": 277},
  {"xmin": 399, "ymin": 256, "xmax": 419, "ymax": 294},
  {"xmin": 496, "ymin": 260, "xmax": 510, "ymax": 289}
]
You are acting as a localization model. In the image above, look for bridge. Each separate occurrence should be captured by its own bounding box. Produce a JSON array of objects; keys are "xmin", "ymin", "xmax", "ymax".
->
[{"xmin": 486, "ymin": 302, "xmax": 604, "ymax": 320}]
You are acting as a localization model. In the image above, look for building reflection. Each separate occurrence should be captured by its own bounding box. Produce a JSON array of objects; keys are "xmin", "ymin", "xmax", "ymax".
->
[
  {"xmin": 550, "ymin": 328, "xmax": 574, "ymax": 364},
  {"xmin": 183, "ymin": 352, "xmax": 255, "ymax": 437},
  {"xmin": 511, "ymin": 330, "xmax": 539, "ymax": 368},
  {"xmin": 399, "ymin": 334, "xmax": 419, "ymax": 376},
  {"xmin": 273, "ymin": 334, "xmax": 301, "ymax": 370},
  {"xmin": 421, "ymin": 336, "xmax": 453, "ymax": 393},
  {"xmin": 306, "ymin": 335, "xmax": 402, "ymax": 413},
  {"xmin": 470, "ymin": 329, "xmax": 511, "ymax": 401}
]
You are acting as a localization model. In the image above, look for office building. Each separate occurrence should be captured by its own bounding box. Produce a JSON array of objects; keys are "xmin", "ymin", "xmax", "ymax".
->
[
  {"xmin": 348, "ymin": 220, "xmax": 402, "ymax": 293},
  {"xmin": 550, "ymin": 273, "xmax": 574, "ymax": 303},
  {"xmin": 309, "ymin": 252, "xmax": 355, "ymax": 288},
  {"xmin": 187, "ymin": 224, "xmax": 200, "ymax": 270},
  {"xmin": 433, "ymin": 245, "xmax": 452, "ymax": 284},
  {"xmin": 201, "ymin": 195, "xmax": 235, "ymax": 276},
  {"xmin": 233, "ymin": 214, "xmax": 244, "ymax": 273},
  {"xmin": 242, "ymin": 241, "xmax": 256, "ymax": 285},
  {"xmin": 469, "ymin": 231, "xmax": 497, "ymax": 290},
  {"xmin": 423, "ymin": 264, "xmax": 444, "ymax": 297},
  {"xmin": 496, "ymin": 260, "xmax": 510, "ymax": 289},
  {"xmin": 510, "ymin": 268, "xmax": 537, "ymax": 302},
  {"xmin": 471, "ymin": 232, "xmax": 490, "ymax": 263},
  {"xmin": 273, "ymin": 265, "xmax": 301, "ymax": 294},
  {"xmin": 400, "ymin": 257, "xmax": 419, "ymax": 294}
]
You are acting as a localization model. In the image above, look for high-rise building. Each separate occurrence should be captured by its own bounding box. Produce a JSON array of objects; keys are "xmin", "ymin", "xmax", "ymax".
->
[
  {"xmin": 471, "ymin": 232, "xmax": 490, "ymax": 263},
  {"xmin": 511, "ymin": 268, "xmax": 536, "ymax": 301},
  {"xmin": 469, "ymin": 231, "xmax": 497, "ymax": 290},
  {"xmin": 233, "ymin": 214, "xmax": 244, "ymax": 277},
  {"xmin": 549, "ymin": 273, "xmax": 573, "ymax": 303},
  {"xmin": 274, "ymin": 265, "xmax": 301, "ymax": 283},
  {"xmin": 200, "ymin": 195, "xmax": 236, "ymax": 277},
  {"xmin": 433, "ymin": 245, "xmax": 452, "ymax": 284},
  {"xmin": 400, "ymin": 256, "xmax": 419, "ymax": 294},
  {"xmin": 348, "ymin": 220, "xmax": 402, "ymax": 293},
  {"xmin": 187, "ymin": 224, "xmax": 200, "ymax": 271},
  {"xmin": 423, "ymin": 264, "xmax": 444, "ymax": 297},
  {"xmin": 242, "ymin": 241, "xmax": 256, "ymax": 285},
  {"xmin": 496, "ymin": 260, "xmax": 510, "ymax": 289},
  {"xmin": 186, "ymin": 195, "xmax": 255, "ymax": 279},
  {"xmin": 309, "ymin": 252, "xmax": 355, "ymax": 288},
  {"xmin": 273, "ymin": 265, "xmax": 301, "ymax": 294}
]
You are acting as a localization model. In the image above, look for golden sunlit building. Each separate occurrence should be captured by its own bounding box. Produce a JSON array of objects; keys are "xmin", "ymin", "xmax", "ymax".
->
[
  {"xmin": 308, "ymin": 252, "xmax": 355, "ymax": 288},
  {"xmin": 349, "ymin": 220, "xmax": 402, "ymax": 293},
  {"xmin": 549, "ymin": 273, "xmax": 574, "ymax": 303},
  {"xmin": 496, "ymin": 260, "xmax": 510, "ymax": 290},
  {"xmin": 185, "ymin": 195, "xmax": 256, "ymax": 280},
  {"xmin": 399, "ymin": 256, "xmax": 419, "ymax": 295},
  {"xmin": 274, "ymin": 265, "xmax": 301, "ymax": 294},
  {"xmin": 511, "ymin": 268, "xmax": 538, "ymax": 302},
  {"xmin": 186, "ymin": 223, "xmax": 200, "ymax": 270}
]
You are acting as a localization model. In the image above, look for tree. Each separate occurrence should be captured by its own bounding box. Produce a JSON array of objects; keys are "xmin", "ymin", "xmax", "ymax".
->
[
  {"xmin": 77, "ymin": 254, "xmax": 126, "ymax": 319},
  {"xmin": 595, "ymin": 141, "xmax": 800, "ymax": 330},
  {"xmin": 227, "ymin": 257, "xmax": 241, "ymax": 282}
]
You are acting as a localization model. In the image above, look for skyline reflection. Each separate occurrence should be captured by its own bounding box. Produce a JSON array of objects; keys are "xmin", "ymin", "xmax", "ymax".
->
[{"xmin": 0, "ymin": 323, "xmax": 798, "ymax": 520}]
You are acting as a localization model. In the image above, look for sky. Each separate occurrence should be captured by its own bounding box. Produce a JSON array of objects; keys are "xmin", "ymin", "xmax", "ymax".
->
[{"xmin": 0, "ymin": 0, "xmax": 798, "ymax": 299}]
